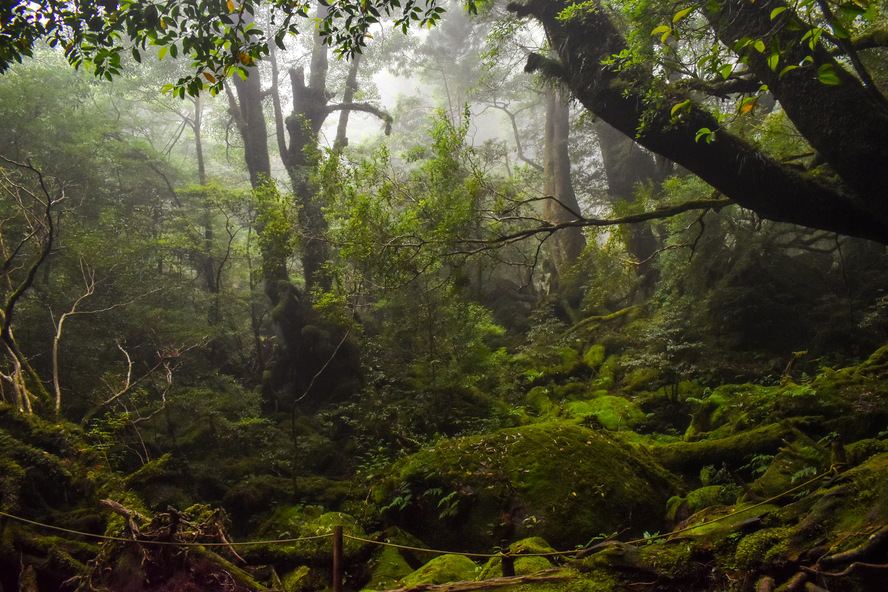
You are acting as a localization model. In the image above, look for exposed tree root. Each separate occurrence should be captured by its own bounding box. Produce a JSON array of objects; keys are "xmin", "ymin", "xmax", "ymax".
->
[
  {"xmin": 817, "ymin": 526, "xmax": 888, "ymax": 569},
  {"xmin": 74, "ymin": 502, "xmax": 265, "ymax": 592},
  {"xmin": 374, "ymin": 569, "xmax": 574, "ymax": 592}
]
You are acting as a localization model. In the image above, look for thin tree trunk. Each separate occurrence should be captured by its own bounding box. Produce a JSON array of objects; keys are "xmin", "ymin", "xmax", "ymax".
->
[{"xmin": 334, "ymin": 54, "xmax": 361, "ymax": 152}]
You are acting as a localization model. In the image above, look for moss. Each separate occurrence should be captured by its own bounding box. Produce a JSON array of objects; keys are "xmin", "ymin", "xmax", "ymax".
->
[
  {"xmin": 654, "ymin": 422, "xmax": 790, "ymax": 475},
  {"xmin": 248, "ymin": 508, "xmax": 369, "ymax": 563},
  {"xmin": 590, "ymin": 356, "xmax": 617, "ymax": 391},
  {"xmin": 499, "ymin": 568, "xmax": 619, "ymax": 592},
  {"xmin": 583, "ymin": 345, "xmax": 606, "ymax": 369},
  {"xmin": 564, "ymin": 396, "xmax": 646, "ymax": 430},
  {"xmin": 123, "ymin": 453, "xmax": 172, "ymax": 486},
  {"xmin": 686, "ymin": 485, "xmax": 740, "ymax": 513},
  {"xmin": 477, "ymin": 537, "xmax": 559, "ymax": 579},
  {"xmin": 525, "ymin": 387, "xmax": 559, "ymax": 418},
  {"xmin": 361, "ymin": 545, "xmax": 414, "ymax": 591},
  {"xmin": 551, "ymin": 381, "xmax": 589, "ymax": 401},
  {"xmin": 784, "ymin": 451, "xmax": 888, "ymax": 555},
  {"xmin": 478, "ymin": 555, "xmax": 554, "ymax": 580},
  {"xmin": 733, "ymin": 527, "xmax": 791, "ymax": 570},
  {"xmin": 751, "ymin": 448, "xmax": 825, "ymax": 499},
  {"xmin": 282, "ymin": 565, "xmax": 311, "ymax": 592},
  {"xmin": 378, "ymin": 526, "xmax": 438, "ymax": 568},
  {"xmin": 376, "ymin": 422, "xmax": 677, "ymax": 552},
  {"xmin": 622, "ymin": 366, "xmax": 662, "ymax": 393},
  {"xmin": 639, "ymin": 539, "xmax": 704, "ymax": 581},
  {"xmin": 399, "ymin": 554, "xmax": 480, "ymax": 586},
  {"xmin": 846, "ymin": 437, "xmax": 888, "ymax": 466}
]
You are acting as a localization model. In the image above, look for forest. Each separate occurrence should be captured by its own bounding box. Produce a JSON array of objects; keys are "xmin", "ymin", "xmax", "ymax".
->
[{"xmin": 2, "ymin": 0, "xmax": 888, "ymax": 590}]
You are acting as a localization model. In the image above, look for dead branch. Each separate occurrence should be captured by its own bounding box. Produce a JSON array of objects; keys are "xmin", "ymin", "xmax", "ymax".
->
[{"xmin": 100, "ymin": 499, "xmax": 147, "ymax": 539}]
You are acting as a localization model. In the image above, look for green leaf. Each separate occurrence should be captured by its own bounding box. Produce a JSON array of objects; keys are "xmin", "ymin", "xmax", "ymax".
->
[
  {"xmin": 817, "ymin": 64, "xmax": 841, "ymax": 85},
  {"xmin": 770, "ymin": 7, "xmax": 787, "ymax": 19},
  {"xmin": 831, "ymin": 22, "xmax": 851, "ymax": 38},
  {"xmin": 838, "ymin": 1, "xmax": 866, "ymax": 18},
  {"xmin": 753, "ymin": 40, "xmax": 766, "ymax": 53},
  {"xmin": 673, "ymin": 6, "xmax": 695, "ymax": 22},
  {"xmin": 651, "ymin": 25, "xmax": 671, "ymax": 39},
  {"xmin": 719, "ymin": 64, "xmax": 733, "ymax": 79},
  {"xmin": 131, "ymin": 47, "xmax": 141, "ymax": 63},
  {"xmin": 671, "ymin": 99, "xmax": 691, "ymax": 116},
  {"xmin": 158, "ymin": 45, "xmax": 168, "ymax": 59},
  {"xmin": 778, "ymin": 64, "xmax": 799, "ymax": 78},
  {"xmin": 767, "ymin": 52, "xmax": 779, "ymax": 70},
  {"xmin": 695, "ymin": 127, "xmax": 714, "ymax": 143}
]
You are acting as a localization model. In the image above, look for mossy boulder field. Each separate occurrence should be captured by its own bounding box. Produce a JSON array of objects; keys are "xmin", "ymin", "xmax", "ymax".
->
[{"xmin": 3, "ymin": 348, "xmax": 888, "ymax": 591}]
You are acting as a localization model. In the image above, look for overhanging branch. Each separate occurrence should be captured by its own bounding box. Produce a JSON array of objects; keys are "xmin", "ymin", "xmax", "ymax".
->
[
  {"xmin": 458, "ymin": 197, "xmax": 734, "ymax": 252},
  {"xmin": 325, "ymin": 102, "xmax": 393, "ymax": 135}
]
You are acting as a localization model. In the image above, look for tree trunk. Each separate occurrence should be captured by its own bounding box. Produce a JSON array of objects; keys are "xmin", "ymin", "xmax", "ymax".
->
[
  {"xmin": 227, "ymin": 73, "xmax": 290, "ymax": 306},
  {"xmin": 541, "ymin": 85, "xmax": 585, "ymax": 280},
  {"xmin": 286, "ymin": 60, "xmax": 331, "ymax": 293},
  {"xmin": 595, "ymin": 120, "xmax": 664, "ymax": 288},
  {"xmin": 334, "ymin": 53, "xmax": 362, "ymax": 152}
]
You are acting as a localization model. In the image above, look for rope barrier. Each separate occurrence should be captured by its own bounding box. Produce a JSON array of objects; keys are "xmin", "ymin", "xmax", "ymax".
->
[
  {"xmin": 0, "ymin": 466, "xmax": 838, "ymax": 556},
  {"xmin": 343, "ymin": 534, "xmax": 502, "ymax": 558},
  {"xmin": 0, "ymin": 510, "xmax": 333, "ymax": 547},
  {"xmin": 619, "ymin": 465, "xmax": 838, "ymax": 547}
]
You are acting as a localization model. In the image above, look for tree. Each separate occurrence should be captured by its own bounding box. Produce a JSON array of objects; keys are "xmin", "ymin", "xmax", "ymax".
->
[
  {"xmin": 506, "ymin": 0, "xmax": 888, "ymax": 243},
  {"xmin": 6, "ymin": 0, "xmax": 888, "ymax": 242},
  {"xmin": 0, "ymin": 158, "xmax": 59, "ymax": 413}
]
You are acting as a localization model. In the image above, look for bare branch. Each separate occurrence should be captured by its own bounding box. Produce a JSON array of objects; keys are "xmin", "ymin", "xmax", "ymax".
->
[
  {"xmin": 456, "ymin": 197, "xmax": 734, "ymax": 253},
  {"xmin": 487, "ymin": 102, "xmax": 544, "ymax": 171}
]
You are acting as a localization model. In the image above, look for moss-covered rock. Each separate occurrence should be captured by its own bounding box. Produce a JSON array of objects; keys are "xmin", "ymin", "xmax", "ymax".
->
[
  {"xmin": 525, "ymin": 387, "xmax": 559, "ymax": 418},
  {"xmin": 399, "ymin": 554, "xmax": 480, "ymax": 587},
  {"xmin": 360, "ymin": 545, "xmax": 415, "ymax": 591},
  {"xmin": 582, "ymin": 345, "xmax": 606, "ymax": 369},
  {"xmin": 477, "ymin": 537, "xmax": 559, "ymax": 580},
  {"xmin": 732, "ymin": 527, "xmax": 791, "ymax": 570},
  {"xmin": 247, "ymin": 507, "xmax": 370, "ymax": 564},
  {"xmin": 375, "ymin": 422, "xmax": 677, "ymax": 552},
  {"xmin": 564, "ymin": 396, "xmax": 646, "ymax": 430},
  {"xmin": 281, "ymin": 565, "xmax": 311, "ymax": 592}
]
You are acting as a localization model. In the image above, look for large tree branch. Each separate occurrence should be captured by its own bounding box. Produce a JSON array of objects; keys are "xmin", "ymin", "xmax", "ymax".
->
[
  {"xmin": 704, "ymin": 0, "xmax": 888, "ymax": 200},
  {"xmin": 850, "ymin": 29, "xmax": 888, "ymax": 51},
  {"xmin": 672, "ymin": 76, "xmax": 764, "ymax": 99},
  {"xmin": 507, "ymin": 0, "xmax": 888, "ymax": 244}
]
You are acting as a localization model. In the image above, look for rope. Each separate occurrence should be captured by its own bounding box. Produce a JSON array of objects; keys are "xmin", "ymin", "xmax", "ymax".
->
[
  {"xmin": 0, "ymin": 467, "xmax": 838, "ymax": 555},
  {"xmin": 0, "ymin": 510, "xmax": 333, "ymax": 547},
  {"xmin": 343, "ymin": 534, "xmax": 501, "ymax": 558},
  {"xmin": 620, "ymin": 466, "xmax": 838, "ymax": 547}
]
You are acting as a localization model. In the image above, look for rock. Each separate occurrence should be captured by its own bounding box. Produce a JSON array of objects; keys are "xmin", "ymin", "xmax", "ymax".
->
[{"xmin": 375, "ymin": 421, "xmax": 677, "ymax": 551}]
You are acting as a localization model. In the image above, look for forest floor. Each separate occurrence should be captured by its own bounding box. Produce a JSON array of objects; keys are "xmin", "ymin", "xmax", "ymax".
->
[{"xmin": 3, "ymin": 346, "xmax": 888, "ymax": 592}]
